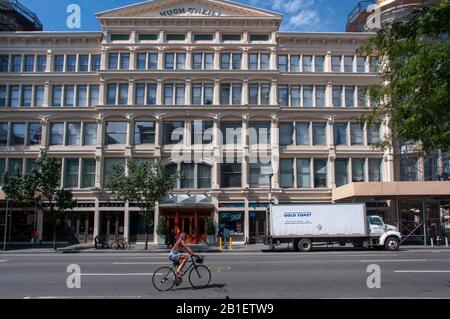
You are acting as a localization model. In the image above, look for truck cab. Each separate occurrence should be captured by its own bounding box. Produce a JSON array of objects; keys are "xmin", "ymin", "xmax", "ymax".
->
[{"xmin": 367, "ymin": 216, "xmax": 401, "ymax": 250}]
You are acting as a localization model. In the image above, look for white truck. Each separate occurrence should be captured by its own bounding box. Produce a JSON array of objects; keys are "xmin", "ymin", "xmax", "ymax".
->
[{"xmin": 265, "ymin": 203, "xmax": 401, "ymax": 252}]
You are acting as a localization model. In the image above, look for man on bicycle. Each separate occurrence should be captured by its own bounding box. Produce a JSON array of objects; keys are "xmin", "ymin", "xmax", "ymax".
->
[{"xmin": 169, "ymin": 232, "xmax": 197, "ymax": 277}]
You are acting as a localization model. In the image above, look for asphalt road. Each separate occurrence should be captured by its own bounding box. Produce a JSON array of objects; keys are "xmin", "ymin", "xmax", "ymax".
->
[{"xmin": 0, "ymin": 248, "xmax": 449, "ymax": 299}]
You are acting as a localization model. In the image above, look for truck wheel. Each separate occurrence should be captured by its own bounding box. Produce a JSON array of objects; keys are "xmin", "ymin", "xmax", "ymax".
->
[
  {"xmin": 297, "ymin": 239, "xmax": 313, "ymax": 252},
  {"xmin": 384, "ymin": 237, "xmax": 400, "ymax": 251}
]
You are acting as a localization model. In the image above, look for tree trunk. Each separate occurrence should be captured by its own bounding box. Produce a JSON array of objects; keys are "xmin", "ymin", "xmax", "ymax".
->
[
  {"xmin": 144, "ymin": 232, "xmax": 149, "ymax": 251},
  {"xmin": 53, "ymin": 222, "xmax": 57, "ymax": 251}
]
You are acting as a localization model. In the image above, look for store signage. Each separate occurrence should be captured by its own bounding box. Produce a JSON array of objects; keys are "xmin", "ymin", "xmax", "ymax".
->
[{"xmin": 159, "ymin": 7, "xmax": 222, "ymax": 17}]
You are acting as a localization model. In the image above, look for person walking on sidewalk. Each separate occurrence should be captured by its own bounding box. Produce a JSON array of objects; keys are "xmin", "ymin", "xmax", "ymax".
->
[{"xmin": 31, "ymin": 228, "xmax": 39, "ymax": 248}]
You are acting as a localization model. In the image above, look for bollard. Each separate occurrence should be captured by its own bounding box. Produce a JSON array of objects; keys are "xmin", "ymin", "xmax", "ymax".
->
[
  {"xmin": 219, "ymin": 237, "xmax": 222, "ymax": 250},
  {"xmin": 430, "ymin": 238, "xmax": 434, "ymax": 248},
  {"xmin": 446, "ymin": 237, "xmax": 449, "ymax": 248},
  {"xmin": 229, "ymin": 237, "xmax": 232, "ymax": 251}
]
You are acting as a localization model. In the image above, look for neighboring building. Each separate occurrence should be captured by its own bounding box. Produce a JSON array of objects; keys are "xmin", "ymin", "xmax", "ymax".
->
[
  {"xmin": 0, "ymin": 0, "xmax": 448, "ymax": 246},
  {"xmin": 347, "ymin": 0, "xmax": 438, "ymax": 32},
  {"xmin": 0, "ymin": 0, "xmax": 42, "ymax": 31}
]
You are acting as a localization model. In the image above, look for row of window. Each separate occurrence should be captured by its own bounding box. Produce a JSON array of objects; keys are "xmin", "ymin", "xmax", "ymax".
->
[
  {"xmin": 0, "ymin": 120, "xmax": 382, "ymax": 147},
  {"xmin": 109, "ymin": 32, "xmax": 271, "ymax": 43},
  {"xmin": 0, "ymin": 53, "xmax": 378, "ymax": 73}
]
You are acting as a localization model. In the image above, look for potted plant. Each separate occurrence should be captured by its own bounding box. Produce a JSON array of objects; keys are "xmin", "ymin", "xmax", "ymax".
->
[
  {"xmin": 156, "ymin": 216, "xmax": 168, "ymax": 245},
  {"xmin": 206, "ymin": 219, "xmax": 216, "ymax": 245}
]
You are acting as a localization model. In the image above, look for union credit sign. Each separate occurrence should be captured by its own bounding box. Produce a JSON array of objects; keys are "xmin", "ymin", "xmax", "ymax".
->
[{"xmin": 159, "ymin": 7, "xmax": 222, "ymax": 17}]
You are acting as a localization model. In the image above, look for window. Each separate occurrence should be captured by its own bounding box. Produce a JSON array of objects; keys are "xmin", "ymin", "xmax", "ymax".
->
[
  {"xmin": 163, "ymin": 121, "xmax": 184, "ymax": 145},
  {"xmin": 164, "ymin": 83, "xmax": 185, "ymax": 105},
  {"xmin": 291, "ymin": 86, "xmax": 301, "ymax": 107},
  {"xmin": 401, "ymin": 158, "xmax": 418, "ymax": 181},
  {"xmin": 334, "ymin": 123, "xmax": 348, "ymax": 146},
  {"xmin": 181, "ymin": 163, "xmax": 195, "ymax": 189},
  {"xmin": 176, "ymin": 53, "xmax": 186, "ymax": 70},
  {"xmin": 352, "ymin": 159, "xmax": 366, "ymax": 182},
  {"xmin": 66, "ymin": 122, "xmax": 81, "ymax": 145},
  {"xmin": 335, "ymin": 159, "xmax": 349, "ymax": 187},
  {"xmin": 64, "ymin": 85, "xmax": 75, "ymax": 107},
  {"xmin": 8, "ymin": 159, "xmax": 23, "ymax": 175},
  {"xmin": 368, "ymin": 124, "xmax": 381, "ymax": 145},
  {"xmin": 0, "ymin": 55, "xmax": 8, "ymax": 72},
  {"xmin": 194, "ymin": 34, "xmax": 214, "ymax": 41},
  {"xmin": 81, "ymin": 159, "xmax": 96, "ymax": 188},
  {"xmin": 11, "ymin": 55, "xmax": 22, "ymax": 72},
  {"xmin": 344, "ymin": 56, "xmax": 354, "ymax": 72},
  {"xmin": 221, "ymin": 122, "xmax": 241, "ymax": 145},
  {"xmin": 279, "ymin": 123, "xmax": 293, "ymax": 146},
  {"xmin": 358, "ymin": 86, "xmax": 368, "ymax": 107},
  {"xmin": 357, "ymin": 56, "xmax": 366, "ymax": 73},
  {"xmin": 166, "ymin": 34, "xmax": 186, "ymax": 41},
  {"xmin": 138, "ymin": 33, "xmax": 157, "ymax": 41},
  {"xmin": 22, "ymin": 85, "xmax": 32, "ymax": 107},
  {"xmin": 370, "ymin": 56, "xmax": 379, "ymax": 73},
  {"xmin": 52, "ymin": 85, "xmax": 62, "ymax": 107},
  {"xmin": 28, "ymin": 123, "xmax": 42, "ymax": 145},
  {"xmin": 369, "ymin": 159, "xmax": 382, "ymax": 182},
  {"xmin": 0, "ymin": 86, "xmax": 5, "ymax": 107},
  {"xmin": 34, "ymin": 86, "xmax": 44, "ymax": 107},
  {"xmin": 303, "ymin": 86, "xmax": 313, "ymax": 107},
  {"xmin": 260, "ymin": 84, "xmax": 270, "ymax": 105},
  {"xmin": 332, "ymin": 86, "xmax": 343, "ymax": 107},
  {"xmin": 83, "ymin": 123, "xmax": 97, "ymax": 145},
  {"xmin": 105, "ymin": 122, "xmax": 127, "ymax": 145},
  {"xmin": 89, "ymin": 85, "xmax": 99, "ymax": 106},
  {"xmin": 278, "ymin": 85, "xmax": 288, "ymax": 106},
  {"xmin": 134, "ymin": 121, "xmax": 155, "ymax": 145},
  {"xmin": 220, "ymin": 83, "xmax": 241, "ymax": 105},
  {"xmin": 303, "ymin": 56, "xmax": 312, "ymax": 72},
  {"xmin": 110, "ymin": 34, "xmax": 130, "ymax": 41},
  {"xmin": 312, "ymin": 123, "xmax": 326, "ymax": 145},
  {"xmin": 221, "ymin": 53, "xmax": 241, "ymax": 70},
  {"xmin": 165, "ymin": 53, "xmax": 185, "ymax": 69},
  {"xmin": 345, "ymin": 86, "xmax": 355, "ymax": 107},
  {"xmin": 314, "ymin": 159, "xmax": 328, "ymax": 188},
  {"xmin": 296, "ymin": 122, "xmax": 310, "ymax": 145},
  {"xmin": 315, "ymin": 55, "xmax": 325, "ymax": 72},
  {"xmin": 76, "ymin": 85, "xmax": 88, "ymax": 107},
  {"xmin": 249, "ymin": 34, "xmax": 269, "ymax": 42},
  {"xmin": 280, "ymin": 159, "xmax": 294, "ymax": 188},
  {"xmin": 120, "ymin": 53, "xmax": 130, "ymax": 70},
  {"xmin": 54, "ymin": 55, "xmax": 64, "ymax": 72},
  {"xmin": 297, "ymin": 159, "xmax": 311, "ymax": 188},
  {"xmin": 108, "ymin": 53, "xmax": 118, "ymax": 69},
  {"xmin": 193, "ymin": 53, "xmax": 202, "ymax": 70},
  {"xmin": 24, "ymin": 55, "xmax": 34, "ymax": 72},
  {"xmin": 103, "ymin": 158, "xmax": 125, "ymax": 184},
  {"xmin": 278, "ymin": 55, "xmax": 288, "ymax": 72},
  {"xmin": 249, "ymin": 122, "xmax": 271, "ymax": 144},
  {"xmin": 331, "ymin": 56, "xmax": 342, "ymax": 72},
  {"xmin": 107, "ymin": 83, "xmax": 128, "ymax": 105},
  {"xmin": 91, "ymin": 55, "xmax": 101, "ymax": 71},
  {"xmin": 135, "ymin": 83, "xmax": 157, "ymax": 105},
  {"xmin": 26, "ymin": 159, "xmax": 38, "ymax": 174},
  {"xmin": 222, "ymin": 34, "xmax": 241, "ymax": 42},
  {"xmin": 191, "ymin": 121, "xmax": 213, "ymax": 145},
  {"xmin": 66, "ymin": 55, "xmax": 76, "ymax": 72},
  {"xmin": 351, "ymin": 123, "xmax": 364, "ymax": 145},
  {"xmin": 9, "ymin": 85, "xmax": 20, "ymax": 107},
  {"xmin": 315, "ymin": 86, "xmax": 325, "ymax": 107},
  {"xmin": 290, "ymin": 55, "xmax": 300, "ymax": 72},
  {"xmin": 135, "ymin": 84, "xmax": 145, "ymax": 105},
  {"xmin": 0, "ymin": 123, "xmax": 7, "ymax": 145},
  {"xmin": 64, "ymin": 159, "xmax": 79, "ymax": 188},
  {"xmin": 50, "ymin": 123, "xmax": 64, "ymax": 145},
  {"xmin": 37, "ymin": 55, "xmax": 46, "ymax": 72},
  {"xmin": 136, "ymin": 53, "xmax": 146, "ymax": 70},
  {"xmin": 198, "ymin": 164, "xmax": 211, "ymax": 188},
  {"xmin": 232, "ymin": 54, "xmax": 242, "ymax": 70},
  {"xmin": 249, "ymin": 53, "xmax": 258, "ymax": 70},
  {"xmin": 250, "ymin": 159, "xmax": 272, "ymax": 187},
  {"xmin": 220, "ymin": 162, "xmax": 242, "ymax": 188},
  {"xmin": 10, "ymin": 123, "xmax": 25, "ymax": 146}
]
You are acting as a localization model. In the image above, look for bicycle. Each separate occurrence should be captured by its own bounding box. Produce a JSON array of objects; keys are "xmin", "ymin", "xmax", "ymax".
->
[
  {"xmin": 113, "ymin": 238, "xmax": 130, "ymax": 250},
  {"xmin": 152, "ymin": 255, "xmax": 211, "ymax": 291}
]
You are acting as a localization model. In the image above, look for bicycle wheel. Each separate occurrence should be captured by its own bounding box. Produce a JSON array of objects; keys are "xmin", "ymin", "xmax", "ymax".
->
[
  {"xmin": 189, "ymin": 265, "xmax": 211, "ymax": 289},
  {"xmin": 153, "ymin": 267, "xmax": 177, "ymax": 291}
]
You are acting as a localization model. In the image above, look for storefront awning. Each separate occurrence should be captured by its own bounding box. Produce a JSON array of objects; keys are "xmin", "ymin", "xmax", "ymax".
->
[
  {"xmin": 159, "ymin": 194, "xmax": 214, "ymax": 208},
  {"xmin": 333, "ymin": 182, "xmax": 450, "ymax": 202}
]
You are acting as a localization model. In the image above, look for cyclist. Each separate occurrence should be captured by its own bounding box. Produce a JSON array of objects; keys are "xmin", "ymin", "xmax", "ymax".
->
[{"xmin": 169, "ymin": 232, "xmax": 197, "ymax": 277}]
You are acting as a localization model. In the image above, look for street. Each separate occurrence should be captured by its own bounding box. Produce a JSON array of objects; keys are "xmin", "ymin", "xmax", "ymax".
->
[{"xmin": 0, "ymin": 248, "xmax": 449, "ymax": 299}]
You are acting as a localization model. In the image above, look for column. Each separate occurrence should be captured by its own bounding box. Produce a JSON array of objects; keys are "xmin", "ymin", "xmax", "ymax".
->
[
  {"xmin": 242, "ymin": 78, "xmax": 249, "ymax": 106},
  {"xmin": 185, "ymin": 78, "xmax": 192, "ymax": 105},
  {"xmin": 95, "ymin": 115, "xmax": 104, "ymax": 189},
  {"xmin": 383, "ymin": 118, "xmax": 395, "ymax": 182},
  {"xmin": 154, "ymin": 115, "xmax": 162, "ymax": 158},
  {"xmin": 156, "ymin": 78, "xmax": 163, "ymax": 105},
  {"xmin": 45, "ymin": 49, "xmax": 53, "ymax": 72},
  {"xmin": 129, "ymin": 48, "xmax": 136, "ymax": 70},
  {"xmin": 327, "ymin": 116, "xmax": 336, "ymax": 189},
  {"xmin": 124, "ymin": 202, "xmax": 130, "ymax": 240},
  {"xmin": 244, "ymin": 198, "xmax": 249, "ymax": 243},
  {"xmin": 153, "ymin": 201, "xmax": 160, "ymax": 244},
  {"xmin": 242, "ymin": 114, "xmax": 249, "ymax": 189},
  {"xmin": 271, "ymin": 114, "xmax": 280, "ymax": 189},
  {"xmin": 213, "ymin": 78, "xmax": 220, "ymax": 105},
  {"xmin": 326, "ymin": 81, "xmax": 333, "ymax": 108},
  {"xmin": 212, "ymin": 116, "xmax": 221, "ymax": 189},
  {"xmin": 270, "ymin": 48, "xmax": 277, "ymax": 70},
  {"xmin": 157, "ymin": 47, "xmax": 164, "ymax": 70},
  {"xmin": 326, "ymin": 50, "xmax": 332, "ymax": 73},
  {"xmin": 93, "ymin": 197, "xmax": 100, "ymax": 238},
  {"xmin": 186, "ymin": 47, "xmax": 192, "ymax": 70},
  {"xmin": 125, "ymin": 113, "xmax": 134, "ymax": 150},
  {"xmin": 242, "ymin": 48, "xmax": 249, "ymax": 70},
  {"xmin": 100, "ymin": 49, "xmax": 107, "ymax": 70},
  {"xmin": 39, "ymin": 116, "xmax": 49, "ymax": 151},
  {"xmin": 128, "ymin": 78, "xmax": 135, "ymax": 106},
  {"xmin": 271, "ymin": 78, "xmax": 278, "ymax": 105},
  {"xmin": 214, "ymin": 47, "xmax": 221, "ymax": 70},
  {"xmin": 43, "ymin": 81, "xmax": 50, "ymax": 107},
  {"xmin": 98, "ymin": 78, "xmax": 105, "ymax": 106}
]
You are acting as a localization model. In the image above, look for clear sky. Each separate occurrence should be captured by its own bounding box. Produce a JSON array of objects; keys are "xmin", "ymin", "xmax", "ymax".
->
[{"xmin": 20, "ymin": 0, "xmax": 361, "ymax": 32}]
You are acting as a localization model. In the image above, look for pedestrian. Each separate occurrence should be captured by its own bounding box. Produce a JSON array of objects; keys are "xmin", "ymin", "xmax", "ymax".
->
[
  {"xmin": 31, "ymin": 228, "xmax": 39, "ymax": 248},
  {"xmin": 168, "ymin": 229, "xmax": 175, "ymax": 248}
]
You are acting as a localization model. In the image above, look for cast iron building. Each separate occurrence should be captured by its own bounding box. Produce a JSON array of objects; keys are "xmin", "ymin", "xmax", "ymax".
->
[{"xmin": 0, "ymin": 0, "xmax": 448, "ymax": 246}]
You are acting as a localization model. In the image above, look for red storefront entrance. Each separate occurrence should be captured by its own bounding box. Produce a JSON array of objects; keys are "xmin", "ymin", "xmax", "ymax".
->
[{"xmin": 162, "ymin": 208, "xmax": 213, "ymax": 244}]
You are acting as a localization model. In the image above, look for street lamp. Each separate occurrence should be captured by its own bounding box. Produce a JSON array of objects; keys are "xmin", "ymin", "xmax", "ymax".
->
[{"xmin": 268, "ymin": 173, "xmax": 274, "ymax": 205}]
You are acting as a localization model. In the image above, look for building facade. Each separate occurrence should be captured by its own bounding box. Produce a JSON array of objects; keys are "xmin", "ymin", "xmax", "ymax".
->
[
  {"xmin": 0, "ymin": 0, "xmax": 447, "ymax": 246},
  {"xmin": 0, "ymin": 0, "xmax": 43, "ymax": 31}
]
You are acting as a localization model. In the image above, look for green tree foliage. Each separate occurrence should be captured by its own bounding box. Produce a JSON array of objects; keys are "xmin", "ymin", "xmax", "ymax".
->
[
  {"xmin": 359, "ymin": 0, "xmax": 450, "ymax": 155},
  {"xmin": 105, "ymin": 160, "xmax": 179, "ymax": 250}
]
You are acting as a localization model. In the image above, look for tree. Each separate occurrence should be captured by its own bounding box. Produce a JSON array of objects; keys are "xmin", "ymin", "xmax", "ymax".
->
[
  {"xmin": 105, "ymin": 160, "xmax": 179, "ymax": 250},
  {"xmin": 34, "ymin": 152, "xmax": 75, "ymax": 250},
  {"xmin": 359, "ymin": 0, "xmax": 450, "ymax": 155}
]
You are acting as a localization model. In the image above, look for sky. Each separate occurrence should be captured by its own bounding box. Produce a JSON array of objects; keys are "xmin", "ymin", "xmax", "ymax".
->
[{"xmin": 20, "ymin": 0, "xmax": 361, "ymax": 32}]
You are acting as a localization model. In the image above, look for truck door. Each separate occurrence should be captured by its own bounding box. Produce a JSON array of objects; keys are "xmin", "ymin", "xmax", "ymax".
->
[{"xmin": 368, "ymin": 216, "xmax": 385, "ymax": 237}]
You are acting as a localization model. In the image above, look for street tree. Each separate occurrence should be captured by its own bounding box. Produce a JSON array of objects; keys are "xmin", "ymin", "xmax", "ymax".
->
[
  {"xmin": 105, "ymin": 160, "xmax": 180, "ymax": 250},
  {"xmin": 359, "ymin": 0, "xmax": 450, "ymax": 155}
]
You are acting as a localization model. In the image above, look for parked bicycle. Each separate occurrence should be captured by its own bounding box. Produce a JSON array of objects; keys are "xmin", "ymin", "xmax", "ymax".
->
[
  {"xmin": 113, "ymin": 238, "xmax": 130, "ymax": 250},
  {"xmin": 152, "ymin": 255, "xmax": 211, "ymax": 291}
]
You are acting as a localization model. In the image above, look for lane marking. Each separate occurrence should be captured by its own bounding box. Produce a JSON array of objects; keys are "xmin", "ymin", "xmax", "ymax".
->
[
  {"xmin": 114, "ymin": 262, "xmax": 169, "ymax": 265},
  {"xmin": 24, "ymin": 296, "xmax": 143, "ymax": 299},
  {"xmin": 361, "ymin": 259, "xmax": 428, "ymax": 262},
  {"xmin": 81, "ymin": 273, "xmax": 160, "ymax": 276},
  {"xmin": 0, "ymin": 260, "xmax": 7, "ymax": 263},
  {"xmin": 395, "ymin": 270, "xmax": 450, "ymax": 273}
]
